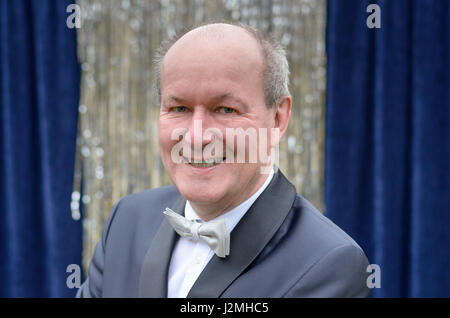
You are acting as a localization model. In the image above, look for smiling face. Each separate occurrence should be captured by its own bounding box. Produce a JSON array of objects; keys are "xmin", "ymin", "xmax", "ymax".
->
[{"xmin": 158, "ymin": 24, "xmax": 290, "ymax": 220}]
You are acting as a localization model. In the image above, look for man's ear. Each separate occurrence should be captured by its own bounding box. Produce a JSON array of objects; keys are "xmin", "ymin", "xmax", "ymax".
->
[{"xmin": 272, "ymin": 96, "xmax": 292, "ymax": 146}]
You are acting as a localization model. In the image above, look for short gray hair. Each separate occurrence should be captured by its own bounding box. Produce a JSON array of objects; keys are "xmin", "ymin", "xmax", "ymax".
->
[{"xmin": 154, "ymin": 22, "xmax": 291, "ymax": 108}]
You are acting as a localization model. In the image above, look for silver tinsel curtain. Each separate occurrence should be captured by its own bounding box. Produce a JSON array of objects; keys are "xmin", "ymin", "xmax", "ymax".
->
[{"xmin": 73, "ymin": 0, "xmax": 327, "ymax": 274}]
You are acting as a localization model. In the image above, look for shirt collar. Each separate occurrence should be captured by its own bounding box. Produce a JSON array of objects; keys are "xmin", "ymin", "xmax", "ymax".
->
[{"xmin": 184, "ymin": 166, "xmax": 275, "ymax": 233}]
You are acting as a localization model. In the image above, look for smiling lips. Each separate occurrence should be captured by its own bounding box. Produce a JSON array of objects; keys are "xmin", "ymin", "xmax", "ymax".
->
[{"xmin": 183, "ymin": 157, "xmax": 226, "ymax": 168}]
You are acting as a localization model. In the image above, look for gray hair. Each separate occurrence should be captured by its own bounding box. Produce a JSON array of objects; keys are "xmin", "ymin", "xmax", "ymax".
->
[{"xmin": 154, "ymin": 22, "xmax": 291, "ymax": 108}]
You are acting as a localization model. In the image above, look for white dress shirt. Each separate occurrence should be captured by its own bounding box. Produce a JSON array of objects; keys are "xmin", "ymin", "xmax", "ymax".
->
[{"xmin": 167, "ymin": 167, "xmax": 274, "ymax": 298}]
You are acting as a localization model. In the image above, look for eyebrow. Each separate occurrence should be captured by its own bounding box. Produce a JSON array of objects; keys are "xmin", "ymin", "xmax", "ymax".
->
[
  {"xmin": 165, "ymin": 93, "xmax": 249, "ymax": 110},
  {"xmin": 167, "ymin": 95, "xmax": 188, "ymax": 105},
  {"xmin": 217, "ymin": 93, "xmax": 248, "ymax": 109}
]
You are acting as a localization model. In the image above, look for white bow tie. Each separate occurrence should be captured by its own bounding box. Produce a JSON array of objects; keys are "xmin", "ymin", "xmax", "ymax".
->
[{"xmin": 163, "ymin": 208, "xmax": 230, "ymax": 258}]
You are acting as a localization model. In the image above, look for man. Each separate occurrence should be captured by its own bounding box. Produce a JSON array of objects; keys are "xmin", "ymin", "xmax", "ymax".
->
[{"xmin": 77, "ymin": 22, "xmax": 370, "ymax": 298}]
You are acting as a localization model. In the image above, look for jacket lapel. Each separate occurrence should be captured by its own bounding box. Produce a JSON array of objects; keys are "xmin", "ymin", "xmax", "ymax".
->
[
  {"xmin": 187, "ymin": 170, "xmax": 297, "ymax": 298},
  {"xmin": 138, "ymin": 196, "xmax": 186, "ymax": 297}
]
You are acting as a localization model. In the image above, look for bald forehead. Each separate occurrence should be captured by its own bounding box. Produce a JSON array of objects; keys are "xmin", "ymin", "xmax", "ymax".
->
[
  {"xmin": 162, "ymin": 23, "xmax": 264, "ymax": 70},
  {"xmin": 182, "ymin": 23, "xmax": 253, "ymax": 41}
]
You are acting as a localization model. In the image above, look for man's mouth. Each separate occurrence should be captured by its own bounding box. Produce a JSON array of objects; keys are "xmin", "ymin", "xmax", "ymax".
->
[{"xmin": 183, "ymin": 157, "xmax": 225, "ymax": 168}]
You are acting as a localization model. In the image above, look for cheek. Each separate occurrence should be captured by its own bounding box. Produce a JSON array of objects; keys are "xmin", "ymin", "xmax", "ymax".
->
[{"xmin": 158, "ymin": 121, "xmax": 176, "ymax": 155}]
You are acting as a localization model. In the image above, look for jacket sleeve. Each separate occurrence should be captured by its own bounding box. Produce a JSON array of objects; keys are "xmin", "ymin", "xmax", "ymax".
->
[
  {"xmin": 76, "ymin": 199, "xmax": 122, "ymax": 298},
  {"xmin": 282, "ymin": 244, "xmax": 371, "ymax": 298}
]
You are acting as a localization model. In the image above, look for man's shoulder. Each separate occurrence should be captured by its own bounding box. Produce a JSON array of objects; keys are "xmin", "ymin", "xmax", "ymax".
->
[
  {"xmin": 118, "ymin": 185, "xmax": 180, "ymax": 210},
  {"xmin": 276, "ymin": 194, "xmax": 370, "ymax": 297},
  {"xmin": 98, "ymin": 185, "xmax": 182, "ymax": 250},
  {"xmin": 108, "ymin": 185, "xmax": 181, "ymax": 230},
  {"xmin": 290, "ymin": 194, "xmax": 365, "ymax": 254}
]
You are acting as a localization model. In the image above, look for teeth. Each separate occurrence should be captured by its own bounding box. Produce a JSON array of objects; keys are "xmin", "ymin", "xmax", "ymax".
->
[
  {"xmin": 184, "ymin": 157, "xmax": 225, "ymax": 168},
  {"xmin": 190, "ymin": 162, "xmax": 216, "ymax": 168}
]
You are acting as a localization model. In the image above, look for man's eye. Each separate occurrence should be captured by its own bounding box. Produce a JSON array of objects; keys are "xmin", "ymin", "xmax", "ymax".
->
[
  {"xmin": 172, "ymin": 106, "xmax": 188, "ymax": 113},
  {"xmin": 218, "ymin": 107, "xmax": 235, "ymax": 114}
]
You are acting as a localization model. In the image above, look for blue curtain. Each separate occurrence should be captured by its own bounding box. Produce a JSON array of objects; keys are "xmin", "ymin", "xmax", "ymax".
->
[
  {"xmin": 0, "ymin": 0, "xmax": 81, "ymax": 297},
  {"xmin": 325, "ymin": 0, "xmax": 449, "ymax": 297}
]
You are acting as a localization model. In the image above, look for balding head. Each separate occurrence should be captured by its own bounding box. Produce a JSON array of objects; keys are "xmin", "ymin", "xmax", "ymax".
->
[
  {"xmin": 154, "ymin": 22, "xmax": 290, "ymax": 108},
  {"xmin": 172, "ymin": 22, "xmax": 251, "ymax": 42},
  {"xmin": 157, "ymin": 22, "xmax": 293, "ymax": 219}
]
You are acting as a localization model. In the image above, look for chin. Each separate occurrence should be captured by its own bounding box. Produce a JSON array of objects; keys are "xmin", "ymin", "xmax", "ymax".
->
[{"xmin": 175, "ymin": 179, "xmax": 226, "ymax": 204}]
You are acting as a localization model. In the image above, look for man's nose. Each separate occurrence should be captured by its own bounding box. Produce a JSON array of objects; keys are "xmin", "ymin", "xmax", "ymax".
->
[{"xmin": 188, "ymin": 110, "xmax": 213, "ymax": 150}]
